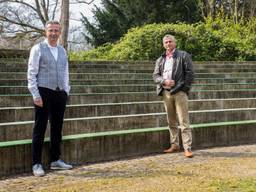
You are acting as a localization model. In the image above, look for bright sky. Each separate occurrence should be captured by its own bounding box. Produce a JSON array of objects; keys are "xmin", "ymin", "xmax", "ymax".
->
[
  {"xmin": 24, "ymin": 0, "xmax": 101, "ymax": 27},
  {"xmin": 70, "ymin": 0, "xmax": 101, "ymax": 27},
  {"xmin": 69, "ymin": 0, "xmax": 102, "ymax": 49}
]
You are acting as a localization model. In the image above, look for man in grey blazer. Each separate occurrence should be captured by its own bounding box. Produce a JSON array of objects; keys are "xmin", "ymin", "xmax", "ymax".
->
[
  {"xmin": 153, "ymin": 34, "xmax": 194, "ymax": 158},
  {"xmin": 27, "ymin": 21, "xmax": 72, "ymax": 177}
]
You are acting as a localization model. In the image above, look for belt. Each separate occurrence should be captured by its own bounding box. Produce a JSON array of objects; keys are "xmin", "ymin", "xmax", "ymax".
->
[{"xmin": 55, "ymin": 87, "xmax": 64, "ymax": 91}]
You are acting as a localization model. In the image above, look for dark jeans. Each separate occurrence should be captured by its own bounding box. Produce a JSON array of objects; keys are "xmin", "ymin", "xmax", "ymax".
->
[{"xmin": 32, "ymin": 87, "xmax": 67, "ymax": 165}]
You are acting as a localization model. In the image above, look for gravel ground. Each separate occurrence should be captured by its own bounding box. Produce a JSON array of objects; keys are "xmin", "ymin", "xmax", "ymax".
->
[{"xmin": 0, "ymin": 144, "xmax": 256, "ymax": 192}]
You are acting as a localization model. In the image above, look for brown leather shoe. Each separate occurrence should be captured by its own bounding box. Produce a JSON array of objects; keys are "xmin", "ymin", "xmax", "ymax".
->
[
  {"xmin": 184, "ymin": 150, "xmax": 193, "ymax": 158},
  {"xmin": 163, "ymin": 145, "xmax": 180, "ymax": 153}
]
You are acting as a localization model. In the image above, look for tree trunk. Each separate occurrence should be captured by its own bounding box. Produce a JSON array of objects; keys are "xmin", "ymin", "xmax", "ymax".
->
[
  {"xmin": 60, "ymin": 0, "xmax": 69, "ymax": 50},
  {"xmin": 234, "ymin": 0, "xmax": 238, "ymax": 23}
]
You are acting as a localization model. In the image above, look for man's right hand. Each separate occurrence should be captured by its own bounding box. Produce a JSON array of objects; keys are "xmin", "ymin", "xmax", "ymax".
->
[
  {"xmin": 34, "ymin": 98, "xmax": 43, "ymax": 107},
  {"xmin": 163, "ymin": 79, "xmax": 175, "ymax": 87}
]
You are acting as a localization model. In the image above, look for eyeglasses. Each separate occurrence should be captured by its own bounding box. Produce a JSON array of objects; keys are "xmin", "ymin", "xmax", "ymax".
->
[{"xmin": 164, "ymin": 40, "xmax": 173, "ymax": 43}]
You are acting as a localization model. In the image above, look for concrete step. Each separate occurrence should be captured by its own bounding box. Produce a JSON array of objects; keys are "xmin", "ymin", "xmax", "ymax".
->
[
  {"xmin": 2, "ymin": 78, "xmax": 256, "ymax": 86},
  {"xmin": 195, "ymin": 64, "xmax": 256, "ymax": 69},
  {"xmin": 1, "ymin": 108, "xmax": 256, "ymax": 141},
  {"xmin": 194, "ymin": 78, "xmax": 256, "ymax": 84},
  {"xmin": 1, "ymin": 98, "xmax": 256, "ymax": 123},
  {"xmin": 0, "ymin": 62, "xmax": 150, "ymax": 69},
  {"xmin": 1, "ymin": 61, "xmax": 256, "ymax": 70},
  {"xmin": 0, "ymin": 79, "xmax": 155, "ymax": 86},
  {"xmin": 1, "ymin": 119, "xmax": 256, "ymax": 176},
  {"xmin": 0, "ymin": 92, "xmax": 159, "ymax": 107},
  {"xmin": 4, "ymin": 65, "xmax": 256, "ymax": 73},
  {"xmin": 194, "ymin": 73, "xmax": 256, "ymax": 78},
  {"xmin": 1, "ymin": 77, "xmax": 256, "ymax": 86},
  {"xmin": 3, "ymin": 68, "xmax": 157, "ymax": 73},
  {"xmin": 195, "ymin": 68, "xmax": 256, "ymax": 73},
  {"xmin": 1, "ymin": 83, "xmax": 256, "ymax": 94},
  {"xmin": 0, "ymin": 84, "xmax": 156, "ymax": 94},
  {"xmin": 0, "ymin": 49, "xmax": 29, "ymax": 59},
  {"xmin": 192, "ymin": 83, "xmax": 256, "ymax": 90},
  {"xmin": 1, "ymin": 72, "xmax": 153, "ymax": 79},
  {"xmin": 2, "ymin": 72, "xmax": 256, "ymax": 79},
  {"xmin": 1, "ymin": 58, "xmax": 256, "ymax": 177},
  {"xmin": 195, "ymin": 61, "xmax": 256, "ymax": 65},
  {"xmin": 1, "ymin": 90, "xmax": 256, "ymax": 107}
]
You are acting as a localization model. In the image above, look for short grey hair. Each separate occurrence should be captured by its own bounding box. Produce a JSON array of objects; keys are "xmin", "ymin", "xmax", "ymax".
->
[
  {"xmin": 45, "ymin": 20, "xmax": 61, "ymax": 29},
  {"xmin": 162, "ymin": 34, "xmax": 176, "ymax": 44}
]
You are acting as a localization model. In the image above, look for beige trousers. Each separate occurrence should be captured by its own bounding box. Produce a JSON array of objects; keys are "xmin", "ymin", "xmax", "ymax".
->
[{"xmin": 162, "ymin": 90, "xmax": 192, "ymax": 151}]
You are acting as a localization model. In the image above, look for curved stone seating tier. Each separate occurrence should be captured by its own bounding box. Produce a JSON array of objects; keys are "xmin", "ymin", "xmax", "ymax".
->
[
  {"xmin": 0, "ymin": 79, "xmax": 155, "ymax": 86},
  {"xmin": 1, "ymin": 120, "xmax": 256, "ymax": 176},
  {"xmin": 2, "ymin": 71, "xmax": 256, "ymax": 80},
  {"xmin": 194, "ymin": 78, "xmax": 256, "ymax": 84},
  {"xmin": 1, "ymin": 59, "xmax": 256, "ymax": 177},
  {"xmin": 1, "ymin": 108, "xmax": 256, "ymax": 142},
  {"xmin": 2, "ymin": 90, "xmax": 256, "ymax": 107},
  {"xmin": 0, "ymin": 98, "xmax": 255, "ymax": 123},
  {"xmin": 2, "ymin": 78, "xmax": 256, "ymax": 86},
  {"xmin": 0, "ymin": 49, "xmax": 29, "ymax": 59},
  {"xmin": 2, "ymin": 83, "xmax": 256, "ymax": 94},
  {"xmin": 3, "ymin": 65, "xmax": 256, "ymax": 73},
  {"xmin": 4, "ymin": 66, "xmax": 256, "ymax": 73},
  {"xmin": 2, "ymin": 60, "xmax": 256, "ymax": 69}
]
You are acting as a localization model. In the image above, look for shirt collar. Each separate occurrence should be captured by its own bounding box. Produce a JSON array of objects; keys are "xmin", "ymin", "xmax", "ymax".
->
[
  {"xmin": 44, "ymin": 39, "xmax": 58, "ymax": 49},
  {"xmin": 166, "ymin": 48, "xmax": 175, "ymax": 58}
]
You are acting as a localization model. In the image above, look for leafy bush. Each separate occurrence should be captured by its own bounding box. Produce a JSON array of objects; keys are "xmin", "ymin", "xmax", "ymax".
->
[
  {"xmin": 69, "ymin": 17, "xmax": 256, "ymax": 61},
  {"xmin": 69, "ymin": 43, "xmax": 113, "ymax": 61}
]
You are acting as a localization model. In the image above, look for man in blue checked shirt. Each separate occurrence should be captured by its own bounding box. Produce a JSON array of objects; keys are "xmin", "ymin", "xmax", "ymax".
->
[{"xmin": 27, "ymin": 20, "xmax": 72, "ymax": 177}]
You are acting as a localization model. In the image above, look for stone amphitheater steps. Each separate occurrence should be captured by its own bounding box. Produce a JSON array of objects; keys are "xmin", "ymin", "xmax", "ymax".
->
[
  {"xmin": 0, "ymin": 79, "xmax": 155, "ymax": 86},
  {"xmin": 4, "ymin": 66, "xmax": 256, "ymax": 73},
  {"xmin": 1, "ymin": 83, "xmax": 256, "ymax": 94},
  {"xmin": 1, "ymin": 119, "xmax": 256, "ymax": 176},
  {"xmin": 1, "ymin": 98, "xmax": 256, "ymax": 123},
  {"xmin": 2, "ymin": 77, "xmax": 256, "ymax": 86},
  {"xmin": 3, "ymin": 72, "xmax": 256, "ymax": 79},
  {"xmin": 0, "ymin": 49, "xmax": 29, "ymax": 59},
  {"xmin": 2, "ymin": 60, "xmax": 256, "ymax": 69},
  {"xmin": 2, "ymin": 90, "xmax": 256, "ymax": 107},
  {"xmin": 1, "ymin": 107, "xmax": 256, "ymax": 142},
  {"xmin": 1, "ymin": 59, "xmax": 256, "ymax": 177},
  {"xmin": 194, "ymin": 78, "xmax": 256, "ymax": 84}
]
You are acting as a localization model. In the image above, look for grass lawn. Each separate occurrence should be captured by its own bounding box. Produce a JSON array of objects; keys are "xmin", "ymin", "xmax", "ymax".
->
[{"xmin": 1, "ymin": 145, "xmax": 256, "ymax": 192}]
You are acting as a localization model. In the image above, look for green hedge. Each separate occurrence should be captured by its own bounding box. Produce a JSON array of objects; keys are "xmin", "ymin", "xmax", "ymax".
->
[{"xmin": 70, "ymin": 17, "xmax": 256, "ymax": 61}]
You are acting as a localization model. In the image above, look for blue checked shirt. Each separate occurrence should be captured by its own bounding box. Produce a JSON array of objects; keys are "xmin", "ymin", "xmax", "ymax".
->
[{"xmin": 27, "ymin": 40, "xmax": 70, "ymax": 100}]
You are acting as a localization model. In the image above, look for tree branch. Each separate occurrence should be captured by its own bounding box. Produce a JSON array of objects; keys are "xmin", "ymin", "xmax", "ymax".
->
[
  {"xmin": 51, "ymin": 0, "xmax": 59, "ymax": 20},
  {"xmin": 0, "ymin": 15, "xmax": 43, "ymax": 32},
  {"xmin": 34, "ymin": 0, "xmax": 47, "ymax": 25},
  {"xmin": 70, "ymin": 0, "xmax": 94, "ymax": 5},
  {"xmin": 0, "ymin": 0, "xmax": 38, "ymax": 13},
  {"xmin": 40, "ymin": 0, "xmax": 49, "ymax": 21}
]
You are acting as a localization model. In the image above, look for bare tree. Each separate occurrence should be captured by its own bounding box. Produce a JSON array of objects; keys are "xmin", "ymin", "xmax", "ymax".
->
[
  {"xmin": 198, "ymin": 0, "xmax": 256, "ymax": 22},
  {"xmin": 244, "ymin": 0, "xmax": 256, "ymax": 18},
  {"xmin": 0, "ymin": 0, "xmax": 59, "ymax": 38},
  {"xmin": 198, "ymin": 0, "xmax": 217, "ymax": 18},
  {"xmin": 0, "ymin": 0, "xmax": 95, "ymax": 50},
  {"xmin": 60, "ymin": 0, "xmax": 69, "ymax": 49}
]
